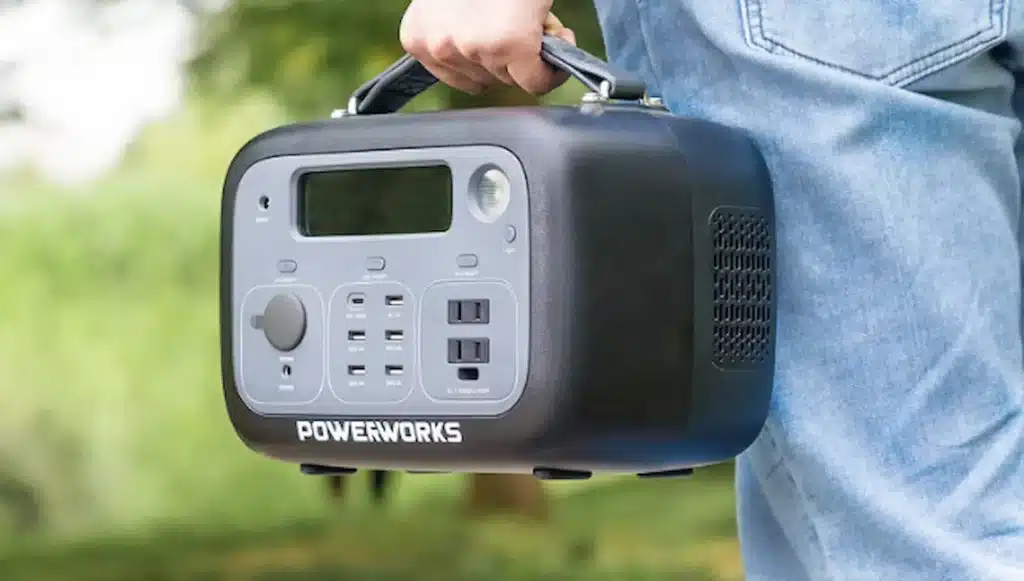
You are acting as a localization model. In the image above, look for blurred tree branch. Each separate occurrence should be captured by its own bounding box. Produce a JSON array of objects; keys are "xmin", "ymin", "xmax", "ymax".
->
[{"xmin": 187, "ymin": 0, "xmax": 607, "ymax": 118}]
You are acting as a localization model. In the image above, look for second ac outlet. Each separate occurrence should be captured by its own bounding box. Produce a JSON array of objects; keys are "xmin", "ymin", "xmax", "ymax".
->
[{"xmin": 447, "ymin": 338, "xmax": 490, "ymax": 364}]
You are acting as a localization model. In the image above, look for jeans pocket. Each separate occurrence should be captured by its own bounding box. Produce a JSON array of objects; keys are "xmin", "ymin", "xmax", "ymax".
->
[{"xmin": 740, "ymin": 0, "xmax": 1010, "ymax": 87}]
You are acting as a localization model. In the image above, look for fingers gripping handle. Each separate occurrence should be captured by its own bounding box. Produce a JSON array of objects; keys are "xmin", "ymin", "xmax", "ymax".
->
[
  {"xmin": 342, "ymin": 34, "xmax": 648, "ymax": 116},
  {"xmin": 537, "ymin": 35, "xmax": 646, "ymax": 99}
]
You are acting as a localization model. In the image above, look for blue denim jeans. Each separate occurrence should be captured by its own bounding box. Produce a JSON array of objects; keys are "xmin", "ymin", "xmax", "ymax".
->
[{"xmin": 592, "ymin": 1, "xmax": 1024, "ymax": 578}]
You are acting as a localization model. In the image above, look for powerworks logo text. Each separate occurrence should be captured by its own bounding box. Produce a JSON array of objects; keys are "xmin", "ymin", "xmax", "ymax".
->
[{"xmin": 296, "ymin": 420, "xmax": 463, "ymax": 444}]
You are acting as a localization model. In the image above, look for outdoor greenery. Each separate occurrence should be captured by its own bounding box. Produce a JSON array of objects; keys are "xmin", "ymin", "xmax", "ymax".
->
[{"xmin": 0, "ymin": 2, "xmax": 745, "ymax": 579}]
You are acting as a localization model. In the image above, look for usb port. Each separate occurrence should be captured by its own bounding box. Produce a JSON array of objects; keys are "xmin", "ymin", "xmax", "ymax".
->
[
  {"xmin": 385, "ymin": 365, "xmax": 404, "ymax": 376},
  {"xmin": 385, "ymin": 330, "xmax": 404, "ymax": 342},
  {"xmin": 347, "ymin": 365, "xmax": 366, "ymax": 376},
  {"xmin": 348, "ymin": 330, "xmax": 366, "ymax": 341},
  {"xmin": 347, "ymin": 293, "xmax": 366, "ymax": 308},
  {"xmin": 385, "ymin": 295, "xmax": 405, "ymax": 307}
]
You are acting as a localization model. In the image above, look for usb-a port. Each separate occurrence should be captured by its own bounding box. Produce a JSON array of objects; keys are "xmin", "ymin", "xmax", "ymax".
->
[
  {"xmin": 348, "ymin": 330, "xmax": 366, "ymax": 341},
  {"xmin": 385, "ymin": 330, "xmax": 404, "ymax": 342},
  {"xmin": 385, "ymin": 295, "xmax": 405, "ymax": 307},
  {"xmin": 385, "ymin": 365, "xmax": 404, "ymax": 376},
  {"xmin": 347, "ymin": 365, "xmax": 366, "ymax": 376}
]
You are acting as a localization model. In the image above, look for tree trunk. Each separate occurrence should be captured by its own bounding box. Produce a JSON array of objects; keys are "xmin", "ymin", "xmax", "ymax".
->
[
  {"xmin": 324, "ymin": 470, "xmax": 392, "ymax": 506},
  {"xmin": 447, "ymin": 84, "xmax": 550, "ymax": 522},
  {"xmin": 464, "ymin": 473, "xmax": 548, "ymax": 521}
]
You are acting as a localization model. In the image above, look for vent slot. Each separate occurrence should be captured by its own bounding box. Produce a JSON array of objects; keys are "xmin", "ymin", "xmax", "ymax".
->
[{"xmin": 710, "ymin": 207, "xmax": 773, "ymax": 369}]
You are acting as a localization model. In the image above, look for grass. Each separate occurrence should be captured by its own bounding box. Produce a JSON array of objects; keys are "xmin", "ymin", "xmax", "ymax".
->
[
  {"xmin": 0, "ymin": 90, "xmax": 743, "ymax": 580},
  {"xmin": 0, "ymin": 465, "xmax": 742, "ymax": 581}
]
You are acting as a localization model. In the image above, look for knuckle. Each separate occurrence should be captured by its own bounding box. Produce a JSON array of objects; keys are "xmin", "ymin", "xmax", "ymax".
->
[
  {"xmin": 482, "ymin": 39, "xmax": 513, "ymax": 62},
  {"xmin": 510, "ymin": 66, "xmax": 554, "ymax": 95},
  {"xmin": 501, "ymin": 30, "xmax": 539, "ymax": 55},
  {"xmin": 456, "ymin": 38, "xmax": 489, "ymax": 62},
  {"xmin": 400, "ymin": 34, "xmax": 426, "ymax": 57},
  {"xmin": 460, "ymin": 31, "xmax": 534, "ymax": 64},
  {"xmin": 426, "ymin": 35, "xmax": 458, "ymax": 62},
  {"xmin": 477, "ymin": 38, "xmax": 508, "ymax": 61}
]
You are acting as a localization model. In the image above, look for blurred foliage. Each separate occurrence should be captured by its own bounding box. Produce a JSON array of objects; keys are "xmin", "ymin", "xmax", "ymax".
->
[
  {"xmin": 0, "ymin": 97, "xmax": 309, "ymax": 540},
  {"xmin": 190, "ymin": 0, "xmax": 608, "ymax": 118},
  {"xmin": 0, "ymin": 2, "xmax": 743, "ymax": 579},
  {"xmin": 0, "ymin": 87, "xmax": 743, "ymax": 580},
  {"xmin": 0, "ymin": 465, "xmax": 741, "ymax": 581},
  {"xmin": 0, "ymin": 0, "xmax": 614, "ymax": 533}
]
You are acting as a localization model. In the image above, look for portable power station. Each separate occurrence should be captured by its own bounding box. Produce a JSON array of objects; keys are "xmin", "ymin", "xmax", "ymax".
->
[{"xmin": 220, "ymin": 36, "xmax": 777, "ymax": 480}]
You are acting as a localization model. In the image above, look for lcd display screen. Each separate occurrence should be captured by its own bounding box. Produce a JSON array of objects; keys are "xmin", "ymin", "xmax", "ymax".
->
[{"xmin": 298, "ymin": 165, "xmax": 453, "ymax": 236}]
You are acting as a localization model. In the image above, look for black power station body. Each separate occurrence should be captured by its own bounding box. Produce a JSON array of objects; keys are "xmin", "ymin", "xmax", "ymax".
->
[{"xmin": 220, "ymin": 36, "xmax": 777, "ymax": 479}]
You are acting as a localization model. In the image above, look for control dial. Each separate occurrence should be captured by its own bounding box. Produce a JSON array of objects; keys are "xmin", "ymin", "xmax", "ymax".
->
[{"xmin": 262, "ymin": 293, "xmax": 307, "ymax": 351}]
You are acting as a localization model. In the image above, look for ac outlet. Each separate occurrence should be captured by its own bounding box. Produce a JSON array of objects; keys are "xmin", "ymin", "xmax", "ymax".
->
[
  {"xmin": 448, "ymin": 338, "xmax": 490, "ymax": 364},
  {"xmin": 419, "ymin": 281, "xmax": 518, "ymax": 402},
  {"xmin": 448, "ymin": 299, "xmax": 490, "ymax": 324},
  {"xmin": 446, "ymin": 300, "xmax": 491, "ymax": 384}
]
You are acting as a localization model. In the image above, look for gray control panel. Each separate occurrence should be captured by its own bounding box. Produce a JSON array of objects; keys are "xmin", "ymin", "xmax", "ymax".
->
[{"xmin": 232, "ymin": 146, "xmax": 531, "ymax": 417}]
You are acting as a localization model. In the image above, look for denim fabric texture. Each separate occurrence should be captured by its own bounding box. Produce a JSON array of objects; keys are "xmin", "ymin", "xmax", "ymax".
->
[{"xmin": 591, "ymin": 1, "xmax": 1024, "ymax": 579}]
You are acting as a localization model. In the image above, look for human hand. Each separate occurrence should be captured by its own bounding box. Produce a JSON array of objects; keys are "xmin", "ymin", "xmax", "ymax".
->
[{"xmin": 399, "ymin": 0, "xmax": 577, "ymax": 95}]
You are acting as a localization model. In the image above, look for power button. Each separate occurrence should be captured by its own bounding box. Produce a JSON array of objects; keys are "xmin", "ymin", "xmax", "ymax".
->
[
  {"xmin": 262, "ymin": 293, "xmax": 307, "ymax": 352},
  {"xmin": 366, "ymin": 256, "xmax": 386, "ymax": 271}
]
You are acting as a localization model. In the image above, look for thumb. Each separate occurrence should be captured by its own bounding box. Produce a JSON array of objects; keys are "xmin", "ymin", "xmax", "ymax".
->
[{"xmin": 543, "ymin": 13, "xmax": 576, "ymax": 45}]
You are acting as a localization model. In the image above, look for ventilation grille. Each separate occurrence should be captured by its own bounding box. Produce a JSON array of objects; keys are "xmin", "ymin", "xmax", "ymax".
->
[{"xmin": 710, "ymin": 207, "xmax": 773, "ymax": 369}]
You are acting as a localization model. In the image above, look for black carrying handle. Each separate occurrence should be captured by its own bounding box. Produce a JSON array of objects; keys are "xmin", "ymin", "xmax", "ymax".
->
[{"xmin": 345, "ymin": 34, "xmax": 647, "ymax": 116}]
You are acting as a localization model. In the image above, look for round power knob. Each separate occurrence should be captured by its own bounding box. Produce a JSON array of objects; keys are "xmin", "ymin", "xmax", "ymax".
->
[{"xmin": 262, "ymin": 293, "xmax": 307, "ymax": 352}]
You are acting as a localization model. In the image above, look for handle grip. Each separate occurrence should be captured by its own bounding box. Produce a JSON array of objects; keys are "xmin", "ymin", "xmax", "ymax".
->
[{"xmin": 343, "ymin": 34, "xmax": 647, "ymax": 116}]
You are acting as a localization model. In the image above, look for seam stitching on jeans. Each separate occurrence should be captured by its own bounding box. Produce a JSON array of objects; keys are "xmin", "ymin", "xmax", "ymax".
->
[
  {"xmin": 633, "ymin": 0, "xmax": 667, "ymax": 95},
  {"xmin": 741, "ymin": 0, "xmax": 773, "ymax": 53},
  {"xmin": 762, "ymin": 421, "xmax": 841, "ymax": 581},
  {"xmin": 762, "ymin": 455, "xmax": 785, "ymax": 480},
  {"xmin": 742, "ymin": 0, "xmax": 1008, "ymax": 86}
]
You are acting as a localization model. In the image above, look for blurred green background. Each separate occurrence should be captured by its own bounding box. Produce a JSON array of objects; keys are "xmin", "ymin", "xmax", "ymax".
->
[{"xmin": 0, "ymin": 1, "xmax": 743, "ymax": 580}]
